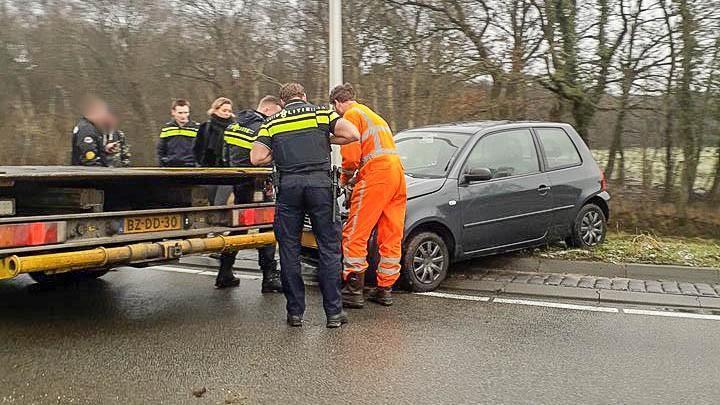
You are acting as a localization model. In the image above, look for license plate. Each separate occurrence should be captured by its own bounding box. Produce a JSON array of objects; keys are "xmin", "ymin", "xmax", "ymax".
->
[
  {"xmin": 124, "ymin": 214, "xmax": 182, "ymax": 234},
  {"xmin": 301, "ymin": 231, "xmax": 318, "ymax": 248}
]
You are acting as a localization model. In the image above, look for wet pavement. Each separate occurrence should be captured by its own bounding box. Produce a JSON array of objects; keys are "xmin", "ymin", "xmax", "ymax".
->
[{"xmin": 1, "ymin": 267, "xmax": 720, "ymax": 404}]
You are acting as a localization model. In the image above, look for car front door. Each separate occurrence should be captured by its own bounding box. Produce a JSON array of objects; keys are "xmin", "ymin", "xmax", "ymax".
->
[{"xmin": 458, "ymin": 128, "xmax": 553, "ymax": 254}]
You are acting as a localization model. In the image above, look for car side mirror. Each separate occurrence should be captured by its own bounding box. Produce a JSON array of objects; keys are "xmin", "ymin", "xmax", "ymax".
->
[{"xmin": 463, "ymin": 167, "xmax": 492, "ymax": 183}]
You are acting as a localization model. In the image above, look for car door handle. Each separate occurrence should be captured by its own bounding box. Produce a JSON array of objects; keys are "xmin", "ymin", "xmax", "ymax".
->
[{"xmin": 538, "ymin": 185, "xmax": 551, "ymax": 194}]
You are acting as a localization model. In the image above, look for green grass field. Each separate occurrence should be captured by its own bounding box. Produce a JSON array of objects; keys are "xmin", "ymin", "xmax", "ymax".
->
[
  {"xmin": 592, "ymin": 147, "xmax": 718, "ymax": 190},
  {"xmin": 531, "ymin": 232, "xmax": 720, "ymax": 268}
]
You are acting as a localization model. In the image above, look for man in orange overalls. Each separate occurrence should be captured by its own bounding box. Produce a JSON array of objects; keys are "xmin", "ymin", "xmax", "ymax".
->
[{"xmin": 329, "ymin": 83, "xmax": 407, "ymax": 308}]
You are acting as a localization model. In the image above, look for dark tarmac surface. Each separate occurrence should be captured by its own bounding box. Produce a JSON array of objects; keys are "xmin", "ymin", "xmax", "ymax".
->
[{"xmin": 1, "ymin": 267, "xmax": 720, "ymax": 404}]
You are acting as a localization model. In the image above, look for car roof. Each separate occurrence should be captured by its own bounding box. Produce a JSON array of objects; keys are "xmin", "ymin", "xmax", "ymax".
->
[{"xmin": 399, "ymin": 121, "xmax": 571, "ymax": 135}]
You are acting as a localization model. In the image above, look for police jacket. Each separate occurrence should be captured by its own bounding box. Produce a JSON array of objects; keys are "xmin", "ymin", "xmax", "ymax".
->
[
  {"xmin": 71, "ymin": 117, "xmax": 107, "ymax": 167},
  {"xmin": 255, "ymin": 100, "xmax": 340, "ymax": 174},
  {"xmin": 224, "ymin": 110, "xmax": 267, "ymax": 167},
  {"xmin": 157, "ymin": 120, "xmax": 199, "ymax": 167},
  {"xmin": 194, "ymin": 114, "xmax": 234, "ymax": 167}
]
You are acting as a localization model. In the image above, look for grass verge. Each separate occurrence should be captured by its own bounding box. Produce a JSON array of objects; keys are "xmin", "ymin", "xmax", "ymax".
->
[{"xmin": 527, "ymin": 232, "xmax": 720, "ymax": 268}]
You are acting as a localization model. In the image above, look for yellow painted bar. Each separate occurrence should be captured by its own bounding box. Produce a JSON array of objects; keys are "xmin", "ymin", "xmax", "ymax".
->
[{"xmin": 0, "ymin": 232, "xmax": 276, "ymax": 280}]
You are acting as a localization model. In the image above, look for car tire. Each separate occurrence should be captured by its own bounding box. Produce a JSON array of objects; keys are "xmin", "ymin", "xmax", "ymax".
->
[
  {"xmin": 568, "ymin": 203, "xmax": 607, "ymax": 248},
  {"xmin": 28, "ymin": 269, "xmax": 110, "ymax": 284},
  {"xmin": 399, "ymin": 232, "xmax": 450, "ymax": 292}
]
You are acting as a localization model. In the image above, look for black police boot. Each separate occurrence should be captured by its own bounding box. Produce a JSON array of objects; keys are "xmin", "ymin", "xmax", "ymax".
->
[
  {"xmin": 341, "ymin": 272, "xmax": 365, "ymax": 309},
  {"xmin": 215, "ymin": 253, "xmax": 240, "ymax": 289},
  {"xmin": 261, "ymin": 267, "xmax": 283, "ymax": 293},
  {"xmin": 326, "ymin": 311, "xmax": 348, "ymax": 328},
  {"xmin": 286, "ymin": 314, "xmax": 303, "ymax": 327},
  {"xmin": 367, "ymin": 286, "xmax": 393, "ymax": 306}
]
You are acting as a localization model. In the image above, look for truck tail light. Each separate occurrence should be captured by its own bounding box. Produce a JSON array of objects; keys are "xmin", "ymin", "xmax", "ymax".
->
[
  {"xmin": 0, "ymin": 221, "xmax": 67, "ymax": 248},
  {"xmin": 232, "ymin": 207, "xmax": 275, "ymax": 227},
  {"xmin": 600, "ymin": 169, "xmax": 608, "ymax": 192}
]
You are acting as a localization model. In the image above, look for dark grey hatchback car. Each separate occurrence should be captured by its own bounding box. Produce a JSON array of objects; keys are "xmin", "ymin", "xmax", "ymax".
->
[{"xmin": 301, "ymin": 121, "xmax": 610, "ymax": 292}]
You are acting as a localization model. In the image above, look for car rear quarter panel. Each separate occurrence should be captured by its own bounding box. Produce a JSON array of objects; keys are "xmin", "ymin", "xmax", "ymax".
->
[{"xmin": 541, "ymin": 125, "xmax": 605, "ymax": 239}]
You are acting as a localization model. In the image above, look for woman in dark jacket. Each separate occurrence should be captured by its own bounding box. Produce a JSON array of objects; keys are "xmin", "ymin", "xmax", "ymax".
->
[{"xmin": 193, "ymin": 97, "xmax": 234, "ymax": 167}]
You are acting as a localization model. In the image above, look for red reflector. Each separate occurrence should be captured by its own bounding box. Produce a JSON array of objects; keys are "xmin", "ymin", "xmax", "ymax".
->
[
  {"xmin": 233, "ymin": 207, "xmax": 275, "ymax": 227},
  {"xmin": 0, "ymin": 221, "xmax": 67, "ymax": 249},
  {"xmin": 600, "ymin": 170, "xmax": 608, "ymax": 192}
]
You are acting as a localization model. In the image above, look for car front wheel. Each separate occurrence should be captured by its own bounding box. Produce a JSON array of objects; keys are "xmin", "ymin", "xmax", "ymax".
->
[
  {"xmin": 568, "ymin": 203, "xmax": 607, "ymax": 248},
  {"xmin": 400, "ymin": 231, "xmax": 450, "ymax": 292}
]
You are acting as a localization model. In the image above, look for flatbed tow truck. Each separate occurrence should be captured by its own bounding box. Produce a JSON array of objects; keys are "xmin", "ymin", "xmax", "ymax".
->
[{"xmin": 0, "ymin": 166, "xmax": 276, "ymax": 283}]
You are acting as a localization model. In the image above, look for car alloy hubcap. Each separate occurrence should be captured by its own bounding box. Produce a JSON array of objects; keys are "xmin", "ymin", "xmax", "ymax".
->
[
  {"xmin": 412, "ymin": 241, "xmax": 444, "ymax": 284},
  {"xmin": 580, "ymin": 211, "xmax": 604, "ymax": 246}
]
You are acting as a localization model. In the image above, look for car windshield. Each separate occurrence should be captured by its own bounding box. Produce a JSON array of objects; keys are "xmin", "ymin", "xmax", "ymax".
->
[{"xmin": 395, "ymin": 131, "xmax": 469, "ymax": 178}]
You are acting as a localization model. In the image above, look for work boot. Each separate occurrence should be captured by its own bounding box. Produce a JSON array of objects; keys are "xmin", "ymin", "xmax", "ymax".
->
[
  {"xmin": 367, "ymin": 286, "xmax": 393, "ymax": 306},
  {"xmin": 261, "ymin": 267, "xmax": 283, "ymax": 293},
  {"xmin": 341, "ymin": 272, "xmax": 365, "ymax": 309},
  {"xmin": 326, "ymin": 311, "xmax": 348, "ymax": 328},
  {"xmin": 286, "ymin": 314, "xmax": 303, "ymax": 327},
  {"xmin": 215, "ymin": 253, "xmax": 240, "ymax": 289}
]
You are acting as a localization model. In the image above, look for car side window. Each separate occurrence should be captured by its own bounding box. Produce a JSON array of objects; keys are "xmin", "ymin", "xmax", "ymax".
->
[
  {"xmin": 464, "ymin": 129, "xmax": 540, "ymax": 179},
  {"xmin": 535, "ymin": 128, "xmax": 582, "ymax": 169}
]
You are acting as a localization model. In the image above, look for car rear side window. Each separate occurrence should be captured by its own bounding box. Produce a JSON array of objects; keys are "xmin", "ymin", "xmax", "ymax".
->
[
  {"xmin": 535, "ymin": 128, "xmax": 582, "ymax": 169},
  {"xmin": 465, "ymin": 129, "xmax": 540, "ymax": 179}
]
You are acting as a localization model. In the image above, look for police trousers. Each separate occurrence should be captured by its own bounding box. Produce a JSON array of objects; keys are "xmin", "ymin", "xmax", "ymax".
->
[
  {"xmin": 274, "ymin": 172, "xmax": 342, "ymax": 317},
  {"xmin": 214, "ymin": 181, "xmax": 277, "ymax": 277}
]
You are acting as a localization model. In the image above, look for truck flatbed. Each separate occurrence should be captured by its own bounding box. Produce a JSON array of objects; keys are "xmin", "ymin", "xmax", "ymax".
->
[{"xmin": 0, "ymin": 166, "xmax": 276, "ymax": 283}]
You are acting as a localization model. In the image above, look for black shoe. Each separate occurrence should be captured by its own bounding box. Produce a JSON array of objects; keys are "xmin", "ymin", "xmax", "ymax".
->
[
  {"xmin": 367, "ymin": 287, "xmax": 393, "ymax": 306},
  {"xmin": 287, "ymin": 314, "xmax": 303, "ymax": 327},
  {"xmin": 261, "ymin": 268, "xmax": 283, "ymax": 293},
  {"xmin": 214, "ymin": 277, "xmax": 240, "ymax": 289},
  {"xmin": 341, "ymin": 272, "xmax": 365, "ymax": 309},
  {"xmin": 326, "ymin": 311, "xmax": 348, "ymax": 328}
]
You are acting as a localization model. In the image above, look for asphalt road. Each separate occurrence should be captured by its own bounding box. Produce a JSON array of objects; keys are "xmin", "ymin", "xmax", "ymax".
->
[{"xmin": 1, "ymin": 267, "xmax": 720, "ymax": 404}]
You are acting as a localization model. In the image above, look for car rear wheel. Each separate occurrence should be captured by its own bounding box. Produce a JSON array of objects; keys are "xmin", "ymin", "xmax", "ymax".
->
[
  {"xmin": 400, "ymin": 232, "xmax": 449, "ymax": 292},
  {"xmin": 28, "ymin": 268, "xmax": 110, "ymax": 284},
  {"xmin": 568, "ymin": 203, "xmax": 607, "ymax": 248}
]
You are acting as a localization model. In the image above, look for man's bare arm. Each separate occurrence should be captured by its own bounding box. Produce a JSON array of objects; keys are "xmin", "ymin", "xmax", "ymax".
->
[
  {"xmin": 250, "ymin": 143, "xmax": 273, "ymax": 166},
  {"xmin": 330, "ymin": 118, "xmax": 360, "ymax": 145}
]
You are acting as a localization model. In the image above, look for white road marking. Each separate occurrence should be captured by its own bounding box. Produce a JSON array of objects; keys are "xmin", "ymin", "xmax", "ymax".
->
[
  {"xmin": 146, "ymin": 265, "xmax": 261, "ymax": 280},
  {"xmin": 623, "ymin": 308, "xmax": 720, "ymax": 321},
  {"xmin": 493, "ymin": 298, "xmax": 619, "ymax": 313},
  {"xmin": 142, "ymin": 266, "xmax": 720, "ymax": 321},
  {"xmin": 146, "ymin": 265, "xmax": 202, "ymax": 274},
  {"xmin": 416, "ymin": 291, "xmax": 491, "ymax": 302}
]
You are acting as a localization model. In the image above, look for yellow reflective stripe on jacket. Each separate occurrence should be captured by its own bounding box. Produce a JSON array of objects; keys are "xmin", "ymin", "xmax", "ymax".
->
[
  {"xmin": 316, "ymin": 109, "xmax": 340, "ymax": 124},
  {"xmin": 265, "ymin": 112, "xmax": 316, "ymax": 127},
  {"xmin": 224, "ymin": 135, "xmax": 253, "ymax": 149},
  {"xmin": 224, "ymin": 130, "xmax": 255, "ymax": 142},
  {"xmin": 159, "ymin": 128, "xmax": 198, "ymax": 138},
  {"xmin": 266, "ymin": 117, "xmax": 319, "ymax": 136}
]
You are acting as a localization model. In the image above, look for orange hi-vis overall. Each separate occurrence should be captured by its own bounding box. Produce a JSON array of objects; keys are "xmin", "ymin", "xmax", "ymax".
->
[{"xmin": 341, "ymin": 103, "xmax": 407, "ymax": 288}]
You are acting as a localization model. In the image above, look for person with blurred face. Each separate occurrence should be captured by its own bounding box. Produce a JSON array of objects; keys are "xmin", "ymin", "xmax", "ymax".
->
[
  {"xmin": 71, "ymin": 96, "xmax": 117, "ymax": 166},
  {"xmin": 157, "ymin": 99, "xmax": 198, "ymax": 167}
]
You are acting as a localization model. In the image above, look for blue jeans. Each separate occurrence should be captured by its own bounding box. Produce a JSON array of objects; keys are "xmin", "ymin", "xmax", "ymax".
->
[{"xmin": 274, "ymin": 172, "xmax": 342, "ymax": 317}]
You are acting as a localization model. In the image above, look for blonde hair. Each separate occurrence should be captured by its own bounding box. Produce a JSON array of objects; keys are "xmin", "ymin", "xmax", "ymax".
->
[{"xmin": 207, "ymin": 97, "xmax": 233, "ymax": 116}]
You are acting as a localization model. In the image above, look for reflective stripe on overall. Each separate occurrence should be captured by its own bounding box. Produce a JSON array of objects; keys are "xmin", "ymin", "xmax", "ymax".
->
[{"xmin": 341, "ymin": 104, "xmax": 406, "ymax": 288}]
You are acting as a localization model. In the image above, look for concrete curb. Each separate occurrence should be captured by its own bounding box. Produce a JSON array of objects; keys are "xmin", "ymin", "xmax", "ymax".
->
[
  {"xmin": 442, "ymin": 277, "xmax": 720, "ymax": 310},
  {"xmin": 460, "ymin": 256, "xmax": 720, "ymax": 285}
]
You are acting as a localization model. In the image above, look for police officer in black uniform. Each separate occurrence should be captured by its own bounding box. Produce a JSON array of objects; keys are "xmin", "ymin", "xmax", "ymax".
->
[
  {"xmin": 157, "ymin": 99, "xmax": 199, "ymax": 167},
  {"xmin": 217, "ymin": 95, "xmax": 283, "ymax": 293},
  {"xmin": 250, "ymin": 83, "xmax": 360, "ymax": 328},
  {"xmin": 71, "ymin": 98, "xmax": 116, "ymax": 167}
]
